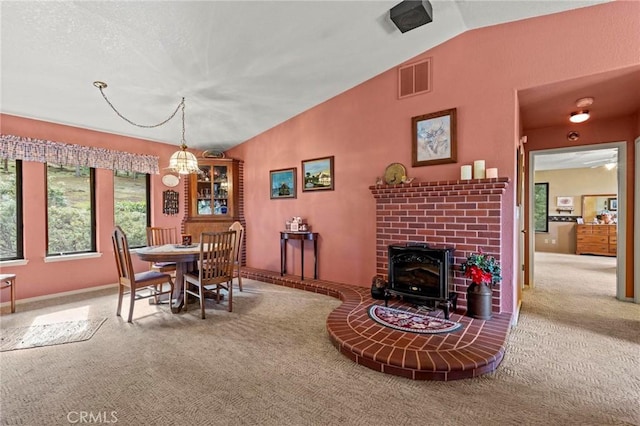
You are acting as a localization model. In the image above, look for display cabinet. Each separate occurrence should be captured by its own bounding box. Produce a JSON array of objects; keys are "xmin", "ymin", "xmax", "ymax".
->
[{"xmin": 183, "ymin": 158, "xmax": 240, "ymax": 237}]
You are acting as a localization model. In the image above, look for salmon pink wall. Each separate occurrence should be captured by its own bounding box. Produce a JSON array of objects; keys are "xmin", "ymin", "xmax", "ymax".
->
[
  {"xmin": 0, "ymin": 114, "xmax": 187, "ymax": 302},
  {"xmin": 226, "ymin": 2, "xmax": 640, "ymax": 312}
]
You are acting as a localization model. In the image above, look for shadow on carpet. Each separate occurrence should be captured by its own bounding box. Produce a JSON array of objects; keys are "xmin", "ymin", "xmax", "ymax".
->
[{"xmin": 1, "ymin": 318, "xmax": 107, "ymax": 351}]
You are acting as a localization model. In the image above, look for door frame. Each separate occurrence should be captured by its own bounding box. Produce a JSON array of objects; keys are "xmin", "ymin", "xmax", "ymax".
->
[{"xmin": 526, "ymin": 141, "xmax": 628, "ymax": 301}]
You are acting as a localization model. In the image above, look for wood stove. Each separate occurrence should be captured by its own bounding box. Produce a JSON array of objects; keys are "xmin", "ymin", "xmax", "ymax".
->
[{"xmin": 385, "ymin": 243, "xmax": 457, "ymax": 319}]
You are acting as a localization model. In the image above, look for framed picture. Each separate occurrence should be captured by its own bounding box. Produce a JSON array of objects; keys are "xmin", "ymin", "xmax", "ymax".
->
[
  {"xmin": 556, "ymin": 196, "xmax": 574, "ymax": 207},
  {"xmin": 302, "ymin": 156, "xmax": 334, "ymax": 192},
  {"xmin": 608, "ymin": 198, "xmax": 617, "ymax": 211},
  {"xmin": 270, "ymin": 168, "xmax": 296, "ymax": 199},
  {"xmin": 576, "ymin": 217, "xmax": 584, "ymax": 224},
  {"xmin": 412, "ymin": 108, "xmax": 457, "ymax": 167}
]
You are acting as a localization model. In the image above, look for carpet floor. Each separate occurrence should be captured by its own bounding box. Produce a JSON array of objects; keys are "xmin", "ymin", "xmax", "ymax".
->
[{"xmin": 0, "ymin": 252, "xmax": 638, "ymax": 425}]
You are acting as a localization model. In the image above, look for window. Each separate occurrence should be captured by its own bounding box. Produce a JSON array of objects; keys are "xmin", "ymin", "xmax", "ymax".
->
[
  {"xmin": 114, "ymin": 170, "xmax": 150, "ymax": 248},
  {"xmin": 534, "ymin": 182, "xmax": 549, "ymax": 232},
  {"xmin": 47, "ymin": 163, "xmax": 96, "ymax": 255},
  {"xmin": 0, "ymin": 159, "xmax": 23, "ymax": 260}
]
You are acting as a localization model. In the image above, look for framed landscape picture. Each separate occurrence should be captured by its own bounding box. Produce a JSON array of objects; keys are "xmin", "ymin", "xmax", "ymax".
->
[
  {"xmin": 270, "ymin": 168, "xmax": 296, "ymax": 199},
  {"xmin": 302, "ymin": 156, "xmax": 334, "ymax": 192},
  {"xmin": 412, "ymin": 108, "xmax": 457, "ymax": 167}
]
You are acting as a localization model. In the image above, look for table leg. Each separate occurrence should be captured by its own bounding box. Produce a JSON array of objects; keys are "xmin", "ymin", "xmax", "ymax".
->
[
  {"xmin": 171, "ymin": 261, "xmax": 188, "ymax": 313},
  {"xmin": 301, "ymin": 239, "xmax": 305, "ymax": 280},
  {"xmin": 280, "ymin": 237, "xmax": 286, "ymax": 276},
  {"xmin": 313, "ymin": 238, "xmax": 318, "ymax": 279}
]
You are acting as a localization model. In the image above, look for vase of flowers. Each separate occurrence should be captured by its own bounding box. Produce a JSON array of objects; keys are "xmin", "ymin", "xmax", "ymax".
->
[{"xmin": 460, "ymin": 250, "xmax": 501, "ymax": 320}]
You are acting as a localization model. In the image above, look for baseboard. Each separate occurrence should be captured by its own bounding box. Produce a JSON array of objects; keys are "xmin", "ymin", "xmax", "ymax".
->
[{"xmin": 2, "ymin": 283, "xmax": 117, "ymax": 309}]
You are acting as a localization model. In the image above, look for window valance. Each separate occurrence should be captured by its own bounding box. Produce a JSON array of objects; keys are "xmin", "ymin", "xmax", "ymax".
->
[{"xmin": 0, "ymin": 134, "xmax": 159, "ymax": 174}]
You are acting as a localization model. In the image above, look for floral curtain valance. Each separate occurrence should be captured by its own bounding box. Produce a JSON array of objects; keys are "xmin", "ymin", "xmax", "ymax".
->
[{"xmin": 0, "ymin": 134, "xmax": 159, "ymax": 174}]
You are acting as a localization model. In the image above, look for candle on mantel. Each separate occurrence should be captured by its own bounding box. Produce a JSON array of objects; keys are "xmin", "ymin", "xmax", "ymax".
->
[
  {"xmin": 473, "ymin": 160, "xmax": 486, "ymax": 179},
  {"xmin": 460, "ymin": 165, "xmax": 472, "ymax": 180},
  {"xmin": 486, "ymin": 168, "xmax": 498, "ymax": 179}
]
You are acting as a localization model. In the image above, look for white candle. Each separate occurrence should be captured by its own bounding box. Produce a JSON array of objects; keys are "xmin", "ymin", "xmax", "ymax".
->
[
  {"xmin": 473, "ymin": 160, "xmax": 485, "ymax": 179},
  {"xmin": 486, "ymin": 168, "xmax": 498, "ymax": 178},
  {"xmin": 461, "ymin": 165, "xmax": 472, "ymax": 180}
]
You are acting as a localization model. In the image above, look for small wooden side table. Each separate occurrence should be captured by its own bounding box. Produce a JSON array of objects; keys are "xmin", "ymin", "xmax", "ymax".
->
[
  {"xmin": 0, "ymin": 273, "xmax": 16, "ymax": 313},
  {"xmin": 280, "ymin": 232, "xmax": 319, "ymax": 280}
]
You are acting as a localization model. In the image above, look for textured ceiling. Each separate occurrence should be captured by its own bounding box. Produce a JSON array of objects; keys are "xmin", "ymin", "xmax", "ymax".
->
[{"xmin": 1, "ymin": 0, "xmax": 613, "ymax": 154}]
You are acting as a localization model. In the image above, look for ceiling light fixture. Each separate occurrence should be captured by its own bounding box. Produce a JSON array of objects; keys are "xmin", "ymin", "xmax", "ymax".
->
[
  {"xmin": 93, "ymin": 81, "xmax": 201, "ymax": 175},
  {"xmin": 569, "ymin": 110, "xmax": 590, "ymax": 123}
]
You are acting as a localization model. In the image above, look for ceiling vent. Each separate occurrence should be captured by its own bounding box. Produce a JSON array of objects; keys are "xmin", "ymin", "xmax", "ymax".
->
[
  {"xmin": 398, "ymin": 58, "xmax": 431, "ymax": 99},
  {"xmin": 390, "ymin": 0, "xmax": 433, "ymax": 33}
]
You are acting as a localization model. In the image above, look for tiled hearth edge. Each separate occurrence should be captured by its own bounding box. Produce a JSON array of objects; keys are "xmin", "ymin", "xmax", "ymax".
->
[{"xmin": 242, "ymin": 267, "xmax": 512, "ymax": 381}]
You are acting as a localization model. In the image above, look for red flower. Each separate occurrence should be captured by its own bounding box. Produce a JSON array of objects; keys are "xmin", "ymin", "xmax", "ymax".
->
[{"xmin": 464, "ymin": 265, "xmax": 493, "ymax": 284}]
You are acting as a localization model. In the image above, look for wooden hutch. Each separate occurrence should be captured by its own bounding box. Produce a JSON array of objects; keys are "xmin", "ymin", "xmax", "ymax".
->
[{"xmin": 183, "ymin": 158, "xmax": 241, "ymax": 237}]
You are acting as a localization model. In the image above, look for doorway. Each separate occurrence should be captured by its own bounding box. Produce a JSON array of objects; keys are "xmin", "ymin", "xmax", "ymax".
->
[{"xmin": 527, "ymin": 142, "xmax": 627, "ymax": 301}]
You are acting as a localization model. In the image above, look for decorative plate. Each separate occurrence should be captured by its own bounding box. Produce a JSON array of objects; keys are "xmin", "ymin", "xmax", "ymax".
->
[
  {"xmin": 384, "ymin": 163, "xmax": 406, "ymax": 185},
  {"xmin": 202, "ymin": 149, "xmax": 225, "ymax": 158},
  {"xmin": 161, "ymin": 174, "xmax": 180, "ymax": 188}
]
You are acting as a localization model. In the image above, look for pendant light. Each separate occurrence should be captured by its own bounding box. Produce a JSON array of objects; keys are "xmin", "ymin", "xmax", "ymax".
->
[{"xmin": 93, "ymin": 81, "xmax": 201, "ymax": 175}]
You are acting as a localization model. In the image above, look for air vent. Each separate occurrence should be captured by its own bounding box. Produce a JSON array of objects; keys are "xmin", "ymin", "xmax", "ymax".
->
[{"xmin": 398, "ymin": 58, "xmax": 431, "ymax": 99}]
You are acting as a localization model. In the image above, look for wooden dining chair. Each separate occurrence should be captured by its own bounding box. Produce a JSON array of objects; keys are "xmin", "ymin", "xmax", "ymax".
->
[
  {"xmin": 228, "ymin": 221, "xmax": 244, "ymax": 292},
  {"xmin": 183, "ymin": 230, "xmax": 236, "ymax": 319},
  {"xmin": 112, "ymin": 226, "xmax": 175, "ymax": 323},
  {"xmin": 146, "ymin": 226, "xmax": 179, "ymax": 273}
]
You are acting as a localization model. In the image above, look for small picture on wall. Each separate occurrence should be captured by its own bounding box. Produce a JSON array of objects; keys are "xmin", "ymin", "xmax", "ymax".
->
[
  {"xmin": 608, "ymin": 198, "xmax": 617, "ymax": 211},
  {"xmin": 302, "ymin": 156, "xmax": 334, "ymax": 191},
  {"xmin": 270, "ymin": 168, "xmax": 296, "ymax": 199},
  {"xmin": 556, "ymin": 196, "xmax": 574, "ymax": 207}
]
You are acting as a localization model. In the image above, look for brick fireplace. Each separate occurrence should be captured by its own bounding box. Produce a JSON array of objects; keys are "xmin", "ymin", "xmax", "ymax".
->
[{"xmin": 370, "ymin": 177, "xmax": 509, "ymax": 314}]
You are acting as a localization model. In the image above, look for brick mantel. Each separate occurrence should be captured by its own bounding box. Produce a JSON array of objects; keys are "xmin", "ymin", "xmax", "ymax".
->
[{"xmin": 370, "ymin": 177, "xmax": 510, "ymax": 313}]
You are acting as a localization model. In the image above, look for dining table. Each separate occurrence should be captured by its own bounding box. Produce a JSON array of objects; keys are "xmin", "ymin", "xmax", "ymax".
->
[{"xmin": 136, "ymin": 243, "xmax": 201, "ymax": 313}]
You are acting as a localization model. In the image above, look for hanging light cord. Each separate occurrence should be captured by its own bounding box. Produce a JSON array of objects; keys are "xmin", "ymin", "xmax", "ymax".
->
[{"xmin": 93, "ymin": 81, "xmax": 184, "ymax": 129}]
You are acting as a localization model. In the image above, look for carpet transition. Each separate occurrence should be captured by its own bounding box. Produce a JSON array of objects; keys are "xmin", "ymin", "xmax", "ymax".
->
[
  {"xmin": 368, "ymin": 305, "xmax": 462, "ymax": 334},
  {"xmin": 1, "ymin": 318, "xmax": 107, "ymax": 351}
]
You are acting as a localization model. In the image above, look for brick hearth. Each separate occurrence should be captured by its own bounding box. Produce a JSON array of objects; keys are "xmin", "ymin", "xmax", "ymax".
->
[{"xmin": 370, "ymin": 177, "xmax": 509, "ymax": 313}]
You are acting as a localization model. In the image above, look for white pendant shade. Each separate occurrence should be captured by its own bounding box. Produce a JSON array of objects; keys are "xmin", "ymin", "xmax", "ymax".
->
[{"xmin": 168, "ymin": 148, "xmax": 200, "ymax": 175}]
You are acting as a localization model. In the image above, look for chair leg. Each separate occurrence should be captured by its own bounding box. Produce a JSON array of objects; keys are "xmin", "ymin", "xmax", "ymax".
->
[
  {"xmin": 116, "ymin": 284, "xmax": 124, "ymax": 317},
  {"xmin": 183, "ymin": 280, "xmax": 189, "ymax": 312},
  {"xmin": 199, "ymin": 284, "xmax": 205, "ymax": 319},
  {"xmin": 228, "ymin": 283, "xmax": 233, "ymax": 312},
  {"xmin": 237, "ymin": 266, "xmax": 243, "ymax": 292},
  {"xmin": 128, "ymin": 288, "xmax": 136, "ymax": 323},
  {"xmin": 10, "ymin": 277, "xmax": 16, "ymax": 313}
]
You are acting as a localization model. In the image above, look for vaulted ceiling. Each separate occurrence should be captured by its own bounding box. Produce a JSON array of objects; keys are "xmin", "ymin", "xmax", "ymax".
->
[{"xmin": 1, "ymin": 0, "xmax": 621, "ymax": 156}]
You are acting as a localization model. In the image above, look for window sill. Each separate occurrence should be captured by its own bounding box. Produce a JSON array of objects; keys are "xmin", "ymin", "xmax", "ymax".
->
[
  {"xmin": 44, "ymin": 252, "xmax": 103, "ymax": 263},
  {"xmin": 0, "ymin": 259, "xmax": 29, "ymax": 267}
]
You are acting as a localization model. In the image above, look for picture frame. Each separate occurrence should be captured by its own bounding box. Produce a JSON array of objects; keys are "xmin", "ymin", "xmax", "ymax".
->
[
  {"xmin": 576, "ymin": 217, "xmax": 584, "ymax": 224},
  {"xmin": 270, "ymin": 168, "xmax": 296, "ymax": 199},
  {"xmin": 608, "ymin": 197, "xmax": 617, "ymax": 211},
  {"xmin": 556, "ymin": 196, "xmax": 574, "ymax": 208},
  {"xmin": 302, "ymin": 156, "xmax": 334, "ymax": 192},
  {"xmin": 412, "ymin": 108, "xmax": 457, "ymax": 167}
]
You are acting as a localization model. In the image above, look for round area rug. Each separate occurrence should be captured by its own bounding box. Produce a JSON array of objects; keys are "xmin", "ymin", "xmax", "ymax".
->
[{"xmin": 368, "ymin": 305, "xmax": 462, "ymax": 334}]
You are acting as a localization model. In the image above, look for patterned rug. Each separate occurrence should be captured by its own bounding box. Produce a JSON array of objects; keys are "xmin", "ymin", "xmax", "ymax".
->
[
  {"xmin": 368, "ymin": 305, "xmax": 462, "ymax": 334},
  {"xmin": 0, "ymin": 318, "xmax": 107, "ymax": 352}
]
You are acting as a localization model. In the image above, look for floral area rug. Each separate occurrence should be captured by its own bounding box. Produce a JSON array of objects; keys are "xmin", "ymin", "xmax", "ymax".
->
[
  {"xmin": 368, "ymin": 305, "xmax": 462, "ymax": 334},
  {"xmin": 0, "ymin": 318, "xmax": 107, "ymax": 352}
]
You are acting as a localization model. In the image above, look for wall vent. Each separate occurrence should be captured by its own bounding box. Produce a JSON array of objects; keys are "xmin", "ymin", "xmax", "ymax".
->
[{"xmin": 398, "ymin": 58, "xmax": 431, "ymax": 99}]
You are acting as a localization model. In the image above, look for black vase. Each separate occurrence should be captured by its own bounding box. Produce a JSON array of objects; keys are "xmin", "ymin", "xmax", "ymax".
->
[{"xmin": 466, "ymin": 282, "xmax": 492, "ymax": 320}]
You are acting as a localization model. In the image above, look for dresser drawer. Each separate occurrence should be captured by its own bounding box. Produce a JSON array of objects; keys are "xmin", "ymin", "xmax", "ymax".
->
[
  {"xmin": 577, "ymin": 244, "xmax": 609, "ymax": 254},
  {"xmin": 577, "ymin": 235, "xmax": 608, "ymax": 244},
  {"xmin": 592, "ymin": 226, "xmax": 610, "ymax": 235}
]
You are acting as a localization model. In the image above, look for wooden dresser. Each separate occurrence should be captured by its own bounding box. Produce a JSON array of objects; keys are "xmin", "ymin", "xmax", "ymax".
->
[{"xmin": 575, "ymin": 224, "xmax": 617, "ymax": 257}]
